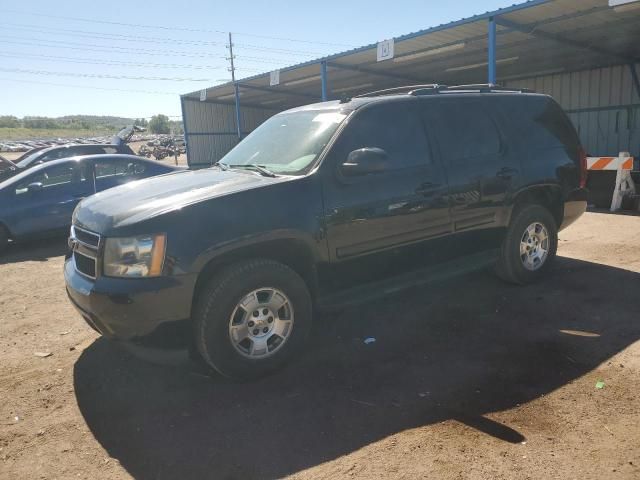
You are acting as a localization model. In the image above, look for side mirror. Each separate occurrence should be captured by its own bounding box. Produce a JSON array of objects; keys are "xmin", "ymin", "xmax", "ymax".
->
[
  {"xmin": 27, "ymin": 182, "xmax": 43, "ymax": 193},
  {"xmin": 340, "ymin": 148, "xmax": 389, "ymax": 176}
]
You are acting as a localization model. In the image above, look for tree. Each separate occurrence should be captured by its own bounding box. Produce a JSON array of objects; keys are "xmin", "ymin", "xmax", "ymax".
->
[
  {"xmin": 148, "ymin": 114, "xmax": 170, "ymax": 134},
  {"xmin": 0, "ymin": 116, "xmax": 21, "ymax": 128}
]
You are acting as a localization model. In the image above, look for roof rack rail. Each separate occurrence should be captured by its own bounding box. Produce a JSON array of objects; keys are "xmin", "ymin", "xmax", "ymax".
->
[
  {"xmin": 349, "ymin": 83, "xmax": 535, "ymax": 101},
  {"xmin": 410, "ymin": 84, "xmax": 534, "ymax": 95},
  {"xmin": 354, "ymin": 84, "xmax": 443, "ymax": 98}
]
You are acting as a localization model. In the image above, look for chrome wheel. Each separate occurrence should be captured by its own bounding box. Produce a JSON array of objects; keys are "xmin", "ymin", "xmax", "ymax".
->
[
  {"xmin": 520, "ymin": 222, "xmax": 549, "ymax": 271},
  {"xmin": 228, "ymin": 287, "xmax": 294, "ymax": 359}
]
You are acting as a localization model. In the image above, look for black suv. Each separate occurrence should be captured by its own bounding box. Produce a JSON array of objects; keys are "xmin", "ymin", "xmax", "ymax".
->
[{"xmin": 65, "ymin": 85, "xmax": 587, "ymax": 378}]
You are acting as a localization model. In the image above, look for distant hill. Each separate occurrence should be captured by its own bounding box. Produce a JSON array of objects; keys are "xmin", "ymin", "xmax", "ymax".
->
[{"xmin": 0, "ymin": 115, "xmax": 136, "ymax": 130}]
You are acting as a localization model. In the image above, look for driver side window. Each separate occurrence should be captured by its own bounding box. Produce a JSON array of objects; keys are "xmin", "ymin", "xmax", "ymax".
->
[
  {"xmin": 329, "ymin": 102, "xmax": 432, "ymax": 171},
  {"xmin": 15, "ymin": 163, "xmax": 77, "ymax": 195}
]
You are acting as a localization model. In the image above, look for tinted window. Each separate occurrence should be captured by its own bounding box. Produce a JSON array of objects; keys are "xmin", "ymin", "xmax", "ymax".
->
[
  {"xmin": 102, "ymin": 147, "xmax": 118, "ymax": 154},
  {"xmin": 504, "ymin": 97, "xmax": 578, "ymax": 149},
  {"xmin": 15, "ymin": 163, "xmax": 79, "ymax": 194},
  {"xmin": 94, "ymin": 158, "xmax": 141, "ymax": 179},
  {"xmin": 333, "ymin": 102, "xmax": 431, "ymax": 169},
  {"xmin": 428, "ymin": 101, "xmax": 501, "ymax": 161}
]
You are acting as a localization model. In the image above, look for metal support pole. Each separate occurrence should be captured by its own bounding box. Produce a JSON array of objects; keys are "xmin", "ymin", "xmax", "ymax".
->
[
  {"xmin": 488, "ymin": 17, "xmax": 497, "ymax": 85},
  {"xmin": 228, "ymin": 32, "xmax": 242, "ymax": 140},
  {"xmin": 321, "ymin": 61, "xmax": 328, "ymax": 101},
  {"xmin": 630, "ymin": 63, "xmax": 640, "ymax": 100},
  {"xmin": 180, "ymin": 96, "xmax": 191, "ymax": 166}
]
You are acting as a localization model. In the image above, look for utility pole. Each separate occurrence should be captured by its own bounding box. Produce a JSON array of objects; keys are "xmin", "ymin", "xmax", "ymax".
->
[{"xmin": 227, "ymin": 32, "xmax": 242, "ymax": 140}]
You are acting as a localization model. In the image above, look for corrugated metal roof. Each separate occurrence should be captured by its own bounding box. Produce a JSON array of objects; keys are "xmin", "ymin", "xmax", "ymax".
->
[{"xmin": 183, "ymin": 0, "xmax": 640, "ymax": 109}]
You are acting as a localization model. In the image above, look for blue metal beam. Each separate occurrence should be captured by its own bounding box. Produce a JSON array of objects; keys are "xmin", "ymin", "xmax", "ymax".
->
[
  {"xmin": 321, "ymin": 61, "xmax": 328, "ymax": 101},
  {"xmin": 488, "ymin": 17, "xmax": 497, "ymax": 84},
  {"xmin": 630, "ymin": 64, "xmax": 640, "ymax": 100}
]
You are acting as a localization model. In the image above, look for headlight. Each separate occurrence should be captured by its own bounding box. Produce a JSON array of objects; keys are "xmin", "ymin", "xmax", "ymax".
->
[{"xmin": 103, "ymin": 234, "xmax": 166, "ymax": 278}]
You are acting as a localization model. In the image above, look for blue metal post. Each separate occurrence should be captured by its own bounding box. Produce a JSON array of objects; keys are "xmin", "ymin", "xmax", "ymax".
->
[
  {"xmin": 321, "ymin": 61, "xmax": 328, "ymax": 101},
  {"xmin": 630, "ymin": 63, "xmax": 640, "ymax": 100},
  {"xmin": 488, "ymin": 17, "xmax": 497, "ymax": 84}
]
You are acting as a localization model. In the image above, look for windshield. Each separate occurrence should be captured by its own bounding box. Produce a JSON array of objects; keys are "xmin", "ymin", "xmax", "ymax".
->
[
  {"xmin": 15, "ymin": 150, "xmax": 47, "ymax": 168},
  {"xmin": 219, "ymin": 109, "xmax": 347, "ymax": 175}
]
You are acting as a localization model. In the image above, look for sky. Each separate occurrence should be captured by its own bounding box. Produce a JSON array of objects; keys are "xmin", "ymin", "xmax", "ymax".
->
[{"xmin": 0, "ymin": 0, "xmax": 520, "ymax": 120}]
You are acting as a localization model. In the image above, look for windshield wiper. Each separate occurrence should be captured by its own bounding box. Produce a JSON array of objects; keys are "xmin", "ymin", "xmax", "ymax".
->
[
  {"xmin": 227, "ymin": 164, "xmax": 277, "ymax": 177},
  {"xmin": 213, "ymin": 161, "xmax": 229, "ymax": 171}
]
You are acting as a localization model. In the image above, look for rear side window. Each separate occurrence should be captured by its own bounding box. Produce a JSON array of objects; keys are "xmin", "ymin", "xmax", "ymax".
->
[
  {"xmin": 94, "ymin": 158, "xmax": 142, "ymax": 179},
  {"xmin": 427, "ymin": 101, "xmax": 501, "ymax": 161},
  {"xmin": 332, "ymin": 102, "xmax": 432, "ymax": 170}
]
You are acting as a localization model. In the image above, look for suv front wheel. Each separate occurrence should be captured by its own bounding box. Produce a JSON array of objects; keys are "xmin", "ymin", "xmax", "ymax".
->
[
  {"xmin": 193, "ymin": 259, "xmax": 312, "ymax": 378},
  {"xmin": 495, "ymin": 204, "xmax": 558, "ymax": 284}
]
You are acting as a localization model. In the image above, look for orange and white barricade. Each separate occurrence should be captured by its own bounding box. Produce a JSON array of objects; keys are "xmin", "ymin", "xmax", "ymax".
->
[{"xmin": 587, "ymin": 152, "xmax": 636, "ymax": 212}]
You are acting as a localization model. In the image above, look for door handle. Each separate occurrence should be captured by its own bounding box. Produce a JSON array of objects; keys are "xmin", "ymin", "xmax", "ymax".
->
[{"xmin": 496, "ymin": 167, "xmax": 518, "ymax": 180}]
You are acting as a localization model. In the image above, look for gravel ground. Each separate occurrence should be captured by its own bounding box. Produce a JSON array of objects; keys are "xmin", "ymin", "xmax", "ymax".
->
[{"xmin": 0, "ymin": 211, "xmax": 639, "ymax": 480}]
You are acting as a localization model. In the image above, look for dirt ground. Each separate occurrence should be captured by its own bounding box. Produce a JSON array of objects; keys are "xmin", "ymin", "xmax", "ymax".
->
[{"xmin": 0, "ymin": 211, "xmax": 639, "ymax": 480}]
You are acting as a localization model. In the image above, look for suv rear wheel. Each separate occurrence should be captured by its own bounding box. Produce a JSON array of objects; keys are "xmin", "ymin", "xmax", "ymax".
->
[
  {"xmin": 193, "ymin": 259, "xmax": 312, "ymax": 379},
  {"xmin": 495, "ymin": 204, "xmax": 558, "ymax": 284}
]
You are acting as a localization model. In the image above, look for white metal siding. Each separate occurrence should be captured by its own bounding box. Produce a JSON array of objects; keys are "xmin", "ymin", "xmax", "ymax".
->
[
  {"xmin": 505, "ymin": 64, "xmax": 640, "ymax": 156},
  {"xmin": 182, "ymin": 99, "xmax": 275, "ymax": 165}
]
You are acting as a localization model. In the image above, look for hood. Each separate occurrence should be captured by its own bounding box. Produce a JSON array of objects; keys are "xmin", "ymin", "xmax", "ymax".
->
[{"xmin": 74, "ymin": 167, "xmax": 287, "ymax": 233}]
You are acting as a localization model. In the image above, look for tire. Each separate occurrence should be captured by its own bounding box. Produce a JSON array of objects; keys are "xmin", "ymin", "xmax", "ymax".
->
[
  {"xmin": 193, "ymin": 258, "xmax": 313, "ymax": 379},
  {"xmin": 495, "ymin": 204, "xmax": 558, "ymax": 285}
]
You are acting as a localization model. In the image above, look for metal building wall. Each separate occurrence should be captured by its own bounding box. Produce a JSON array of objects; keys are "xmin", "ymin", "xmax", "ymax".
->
[
  {"xmin": 182, "ymin": 98, "xmax": 276, "ymax": 166},
  {"xmin": 505, "ymin": 64, "xmax": 640, "ymax": 157}
]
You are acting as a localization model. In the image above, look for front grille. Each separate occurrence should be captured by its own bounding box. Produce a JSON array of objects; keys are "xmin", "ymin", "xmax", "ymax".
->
[
  {"xmin": 74, "ymin": 251, "xmax": 96, "ymax": 278},
  {"xmin": 70, "ymin": 226, "xmax": 101, "ymax": 279},
  {"xmin": 73, "ymin": 226, "xmax": 100, "ymax": 248}
]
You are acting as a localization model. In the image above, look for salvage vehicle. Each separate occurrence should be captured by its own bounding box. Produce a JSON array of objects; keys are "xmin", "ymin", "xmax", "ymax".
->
[
  {"xmin": 65, "ymin": 85, "xmax": 587, "ymax": 379},
  {"xmin": 0, "ymin": 155, "xmax": 18, "ymax": 182},
  {"xmin": 0, "ymin": 126, "xmax": 144, "ymax": 180},
  {"xmin": 12, "ymin": 143, "xmax": 136, "ymax": 172},
  {"xmin": 0, "ymin": 154, "xmax": 180, "ymax": 251}
]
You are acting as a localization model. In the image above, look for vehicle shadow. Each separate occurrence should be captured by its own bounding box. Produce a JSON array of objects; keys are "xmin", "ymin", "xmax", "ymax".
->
[
  {"xmin": 73, "ymin": 257, "xmax": 640, "ymax": 480},
  {"xmin": 0, "ymin": 235, "xmax": 68, "ymax": 265}
]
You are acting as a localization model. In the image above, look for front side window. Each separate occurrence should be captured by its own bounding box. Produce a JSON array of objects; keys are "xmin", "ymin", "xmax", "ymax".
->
[
  {"xmin": 329, "ymin": 102, "xmax": 432, "ymax": 170},
  {"xmin": 219, "ymin": 109, "xmax": 347, "ymax": 175},
  {"xmin": 15, "ymin": 163, "xmax": 77, "ymax": 194}
]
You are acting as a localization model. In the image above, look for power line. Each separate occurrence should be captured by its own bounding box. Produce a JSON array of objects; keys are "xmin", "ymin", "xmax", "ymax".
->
[
  {"xmin": 0, "ymin": 35, "xmax": 227, "ymax": 59},
  {"xmin": 0, "ymin": 9, "xmax": 356, "ymax": 48},
  {"xmin": 0, "ymin": 77, "xmax": 181, "ymax": 95},
  {"xmin": 0, "ymin": 67, "xmax": 211, "ymax": 82},
  {"xmin": 0, "ymin": 37, "xmax": 305, "ymax": 71},
  {"xmin": 0, "ymin": 51, "xmax": 262, "ymax": 72},
  {"xmin": 0, "ymin": 22, "xmax": 327, "ymax": 56}
]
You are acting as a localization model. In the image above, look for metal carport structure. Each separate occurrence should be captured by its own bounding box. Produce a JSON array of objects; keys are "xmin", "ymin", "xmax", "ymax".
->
[{"xmin": 182, "ymin": 0, "xmax": 640, "ymax": 166}]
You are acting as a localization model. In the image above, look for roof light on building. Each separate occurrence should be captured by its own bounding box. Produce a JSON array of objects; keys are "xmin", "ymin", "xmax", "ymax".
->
[{"xmin": 393, "ymin": 42, "xmax": 466, "ymax": 63}]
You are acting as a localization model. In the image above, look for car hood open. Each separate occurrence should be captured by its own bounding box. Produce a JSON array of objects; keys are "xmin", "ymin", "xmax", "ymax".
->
[{"xmin": 74, "ymin": 168, "xmax": 287, "ymax": 233}]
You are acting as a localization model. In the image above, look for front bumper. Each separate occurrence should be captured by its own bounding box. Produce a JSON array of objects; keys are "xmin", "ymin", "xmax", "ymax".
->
[{"xmin": 64, "ymin": 258, "xmax": 197, "ymax": 342}]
